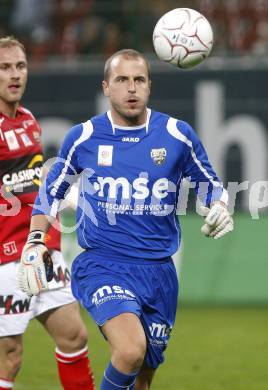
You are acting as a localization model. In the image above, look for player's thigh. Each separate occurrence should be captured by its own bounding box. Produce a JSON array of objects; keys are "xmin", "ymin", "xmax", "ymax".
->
[
  {"xmin": 34, "ymin": 250, "xmax": 87, "ymax": 351},
  {"xmin": 102, "ymin": 312, "xmax": 147, "ymax": 356},
  {"xmin": 72, "ymin": 256, "xmax": 143, "ymax": 327},
  {"xmin": 37, "ymin": 301, "xmax": 87, "ymax": 352}
]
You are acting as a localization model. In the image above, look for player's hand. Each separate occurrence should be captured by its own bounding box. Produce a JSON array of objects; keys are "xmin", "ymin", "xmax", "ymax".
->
[
  {"xmin": 18, "ymin": 231, "xmax": 53, "ymax": 296},
  {"xmin": 200, "ymin": 202, "xmax": 234, "ymax": 239}
]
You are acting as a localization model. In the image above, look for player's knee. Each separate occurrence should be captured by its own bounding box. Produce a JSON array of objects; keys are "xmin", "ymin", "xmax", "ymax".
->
[
  {"xmin": 74, "ymin": 322, "xmax": 88, "ymax": 350},
  {"xmin": 3, "ymin": 341, "xmax": 23, "ymax": 377},
  {"xmin": 56, "ymin": 322, "xmax": 88, "ymax": 353},
  {"xmin": 125, "ymin": 346, "xmax": 145, "ymax": 370},
  {"xmin": 115, "ymin": 341, "xmax": 146, "ymax": 371}
]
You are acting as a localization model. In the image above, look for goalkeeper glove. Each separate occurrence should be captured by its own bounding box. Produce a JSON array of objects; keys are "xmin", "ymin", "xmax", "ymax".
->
[
  {"xmin": 18, "ymin": 231, "xmax": 53, "ymax": 296},
  {"xmin": 200, "ymin": 202, "xmax": 234, "ymax": 239}
]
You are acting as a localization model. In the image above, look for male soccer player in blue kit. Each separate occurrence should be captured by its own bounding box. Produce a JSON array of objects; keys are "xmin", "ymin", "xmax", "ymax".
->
[{"xmin": 18, "ymin": 49, "xmax": 233, "ymax": 389}]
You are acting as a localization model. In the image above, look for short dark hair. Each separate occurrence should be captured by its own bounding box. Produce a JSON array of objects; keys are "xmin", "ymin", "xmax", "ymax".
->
[
  {"xmin": 0, "ymin": 35, "xmax": 26, "ymax": 55},
  {"xmin": 104, "ymin": 49, "xmax": 151, "ymax": 81}
]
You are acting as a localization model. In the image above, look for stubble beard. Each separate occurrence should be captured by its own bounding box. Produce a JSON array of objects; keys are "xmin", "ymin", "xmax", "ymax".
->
[
  {"xmin": 3, "ymin": 88, "xmax": 24, "ymax": 105},
  {"xmin": 112, "ymin": 100, "xmax": 148, "ymax": 125}
]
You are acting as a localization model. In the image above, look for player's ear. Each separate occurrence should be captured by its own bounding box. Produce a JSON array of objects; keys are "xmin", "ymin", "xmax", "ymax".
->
[
  {"xmin": 148, "ymin": 79, "xmax": 152, "ymax": 94},
  {"xmin": 102, "ymin": 80, "xmax": 110, "ymax": 97}
]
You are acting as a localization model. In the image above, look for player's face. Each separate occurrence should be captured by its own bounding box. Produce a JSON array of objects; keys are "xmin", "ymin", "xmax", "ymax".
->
[
  {"xmin": 0, "ymin": 46, "xmax": 28, "ymax": 111},
  {"xmin": 102, "ymin": 56, "xmax": 151, "ymax": 126}
]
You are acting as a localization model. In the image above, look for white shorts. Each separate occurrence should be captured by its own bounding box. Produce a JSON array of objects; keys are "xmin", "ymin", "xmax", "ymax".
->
[{"xmin": 0, "ymin": 250, "xmax": 76, "ymax": 337}]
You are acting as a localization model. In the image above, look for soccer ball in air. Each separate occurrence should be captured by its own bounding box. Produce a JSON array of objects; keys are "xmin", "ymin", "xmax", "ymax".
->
[{"xmin": 153, "ymin": 8, "xmax": 213, "ymax": 69}]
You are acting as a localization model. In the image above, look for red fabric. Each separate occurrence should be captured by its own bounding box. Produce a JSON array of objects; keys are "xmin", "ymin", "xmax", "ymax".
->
[
  {"xmin": 0, "ymin": 106, "xmax": 61, "ymax": 264},
  {"xmin": 55, "ymin": 350, "xmax": 95, "ymax": 390}
]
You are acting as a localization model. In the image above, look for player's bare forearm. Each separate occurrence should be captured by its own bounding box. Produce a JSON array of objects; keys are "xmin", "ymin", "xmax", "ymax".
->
[{"xmin": 30, "ymin": 214, "xmax": 55, "ymax": 233}]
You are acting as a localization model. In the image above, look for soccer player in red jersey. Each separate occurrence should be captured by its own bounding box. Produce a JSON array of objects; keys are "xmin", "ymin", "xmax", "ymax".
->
[{"xmin": 0, "ymin": 36, "xmax": 95, "ymax": 390}]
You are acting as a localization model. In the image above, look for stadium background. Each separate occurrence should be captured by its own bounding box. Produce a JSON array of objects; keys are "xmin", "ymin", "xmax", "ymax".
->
[{"xmin": 1, "ymin": 0, "xmax": 268, "ymax": 389}]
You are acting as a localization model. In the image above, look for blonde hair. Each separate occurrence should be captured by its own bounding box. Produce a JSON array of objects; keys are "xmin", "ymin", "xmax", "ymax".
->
[
  {"xmin": 104, "ymin": 49, "xmax": 151, "ymax": 81},
  {"xmin": 0, "ymin": 36, "xmax": 26, "ymax": 55}
]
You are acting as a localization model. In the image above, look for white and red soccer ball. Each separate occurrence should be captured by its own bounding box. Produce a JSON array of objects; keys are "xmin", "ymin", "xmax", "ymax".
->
[{"xmin": 153, "ymin": 8, "xmax": 213, "ymax": 69}]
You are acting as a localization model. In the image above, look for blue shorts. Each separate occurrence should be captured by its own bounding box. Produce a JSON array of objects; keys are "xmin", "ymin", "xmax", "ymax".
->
[{"xmin": 71, "ymin": 252, "xmax": 179, "ymax": 369}]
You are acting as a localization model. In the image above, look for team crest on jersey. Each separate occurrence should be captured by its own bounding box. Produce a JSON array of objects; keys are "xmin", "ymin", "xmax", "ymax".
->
[
  {"xmin": 150, "ymin": 148, "xmax": 166, "ymax": 165},
  {"xmin": 98, "ymin": 145, "xmax": 113, "ymax": 166}
]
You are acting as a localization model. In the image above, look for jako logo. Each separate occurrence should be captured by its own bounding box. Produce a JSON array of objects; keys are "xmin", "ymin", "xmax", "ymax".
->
[
  {"xmin": 149, "ymin": 322, "xmax": 169, "ymax": 338},
  {"xmin": 122, "ymin": 137, "xmax": 139, "ymax": 142},
  {"xmin": 93, "ymin": 177, "xmax": 175, "ymax": 200}
]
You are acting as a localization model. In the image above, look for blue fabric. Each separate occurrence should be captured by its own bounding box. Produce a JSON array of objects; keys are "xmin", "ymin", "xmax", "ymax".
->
[
  {"xmin": 100, "ymin": 362, "xmax": 137, "ymax": 389},
  {"xmin": 32, "ymin": 110, "xmax": 225, "ymax": 261},
  {"xmin": 71, "ymin": 253, "xmax": 179, "ymax": 369}
]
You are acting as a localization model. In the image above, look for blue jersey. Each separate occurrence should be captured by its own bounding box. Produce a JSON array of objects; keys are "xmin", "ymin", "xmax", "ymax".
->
[{"xmin": 33, "ymin": 109, "xmax": 227, "ymax": 261}]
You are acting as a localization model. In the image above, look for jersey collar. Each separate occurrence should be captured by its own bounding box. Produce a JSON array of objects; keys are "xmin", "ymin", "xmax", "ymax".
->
[
  {"xmin": 107, "ymin": 108, "xmax": 151, "ymax": 135},
  {"xmin": 0, "ymin": 105, "xmax": 24, "ymax": 119}
]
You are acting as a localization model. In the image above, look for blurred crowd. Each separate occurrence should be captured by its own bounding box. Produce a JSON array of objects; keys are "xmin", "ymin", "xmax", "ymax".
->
[{"xmin": 0, "ymin": 0, "xmax": 268, "ymax": 64}]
